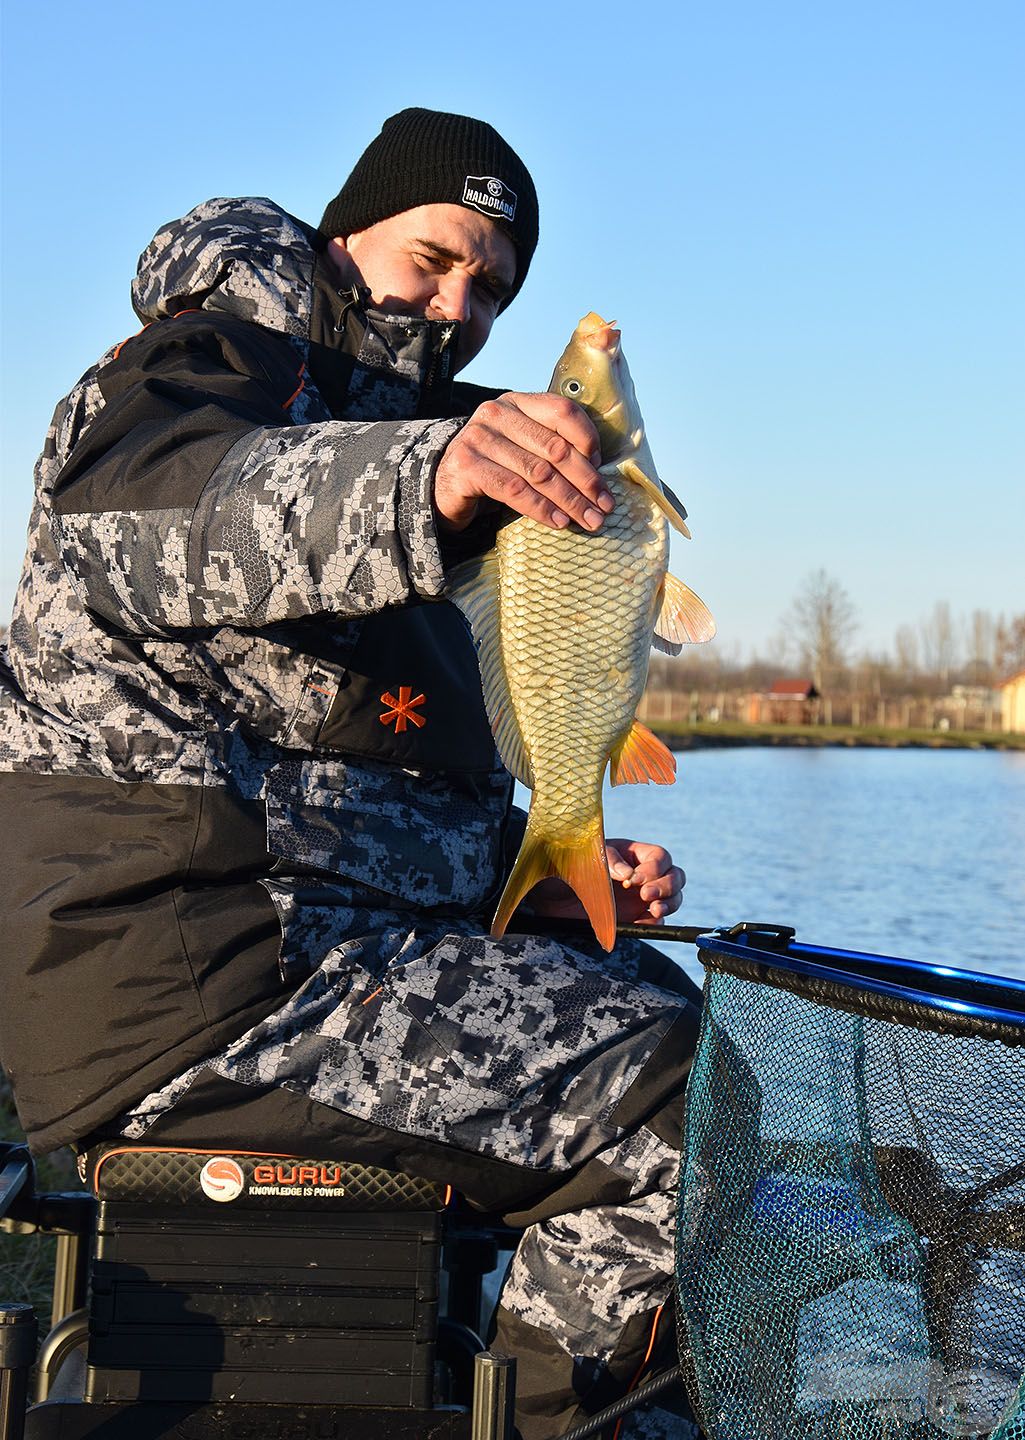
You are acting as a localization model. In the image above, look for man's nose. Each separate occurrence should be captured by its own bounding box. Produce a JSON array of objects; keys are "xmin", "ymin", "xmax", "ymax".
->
[{"xmin": 431, "ymin": 271, "xmax": 473, "ymax": 324}]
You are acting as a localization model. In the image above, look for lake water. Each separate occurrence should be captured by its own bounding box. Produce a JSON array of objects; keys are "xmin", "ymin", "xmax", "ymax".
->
[{"xmin": 522, "ymin": 746, "xmax": 1025, "ymax": 989}]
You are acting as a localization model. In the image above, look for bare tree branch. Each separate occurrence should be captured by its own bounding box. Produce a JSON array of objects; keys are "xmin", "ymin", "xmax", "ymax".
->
[{"xmin": 782, "ymin": 569, "xmax": 859, "ymax": 691}]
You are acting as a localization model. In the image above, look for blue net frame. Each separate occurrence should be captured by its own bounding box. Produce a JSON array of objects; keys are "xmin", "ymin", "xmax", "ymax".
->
[{"xmin": 676, "ymin": 925, "xmax": 1025, "ymax": 1440}]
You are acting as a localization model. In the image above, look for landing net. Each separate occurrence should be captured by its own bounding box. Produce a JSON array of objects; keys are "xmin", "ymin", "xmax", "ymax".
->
[{"xmin": 676, "ymin": 926, "xmax": 1025, "ymax": 1440}]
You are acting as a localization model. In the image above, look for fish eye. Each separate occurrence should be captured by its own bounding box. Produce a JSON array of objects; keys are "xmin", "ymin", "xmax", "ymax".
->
[{"xmin": 562, "ymin": 378, "xmax": 583, "ymax": 397}]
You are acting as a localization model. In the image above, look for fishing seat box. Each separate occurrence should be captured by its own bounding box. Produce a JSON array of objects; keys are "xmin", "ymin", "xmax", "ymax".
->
[{"xmin": 80, "ymin": 1145, "xmax": 447, "ymax": 1408}]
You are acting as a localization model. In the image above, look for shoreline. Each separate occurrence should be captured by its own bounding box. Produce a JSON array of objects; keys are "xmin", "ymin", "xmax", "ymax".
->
[{"xmin": 650, "ymin": 722, "xmax": 1025, "ymax": 752}]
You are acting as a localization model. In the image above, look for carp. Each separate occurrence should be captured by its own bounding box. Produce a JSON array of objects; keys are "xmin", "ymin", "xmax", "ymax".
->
[{"xmin": 449, "ymin": 312, "xmax": 715, "ymax": 951}]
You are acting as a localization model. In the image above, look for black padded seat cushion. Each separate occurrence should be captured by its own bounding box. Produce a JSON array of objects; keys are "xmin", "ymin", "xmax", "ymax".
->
[{"xmin": 86, "ymin": 1144, "xmax": 449, "ymax": 1212}]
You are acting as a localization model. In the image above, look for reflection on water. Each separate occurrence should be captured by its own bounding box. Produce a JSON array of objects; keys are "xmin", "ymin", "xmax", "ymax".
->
[{"xmin": 559, "ymin": 747, "xmax": 1024, "ymax": 985}]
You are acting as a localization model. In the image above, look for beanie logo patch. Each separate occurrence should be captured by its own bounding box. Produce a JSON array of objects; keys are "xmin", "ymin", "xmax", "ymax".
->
[{"xmin": 462, "ymin": 175, "xmax": 517, "ymax": 223}]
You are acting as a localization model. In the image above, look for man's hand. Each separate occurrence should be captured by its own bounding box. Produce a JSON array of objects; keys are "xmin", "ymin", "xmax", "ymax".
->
[
  {"xmin": 434, "ymin": 392, "xmax": 614, "ymax": 534},
  {"xmin": 605, "ymin": 839, "xmax": 686, "ymax": 924},
  {"xmin": 526, "ymin": 838, "xmax": 686, "ymax": 927}
]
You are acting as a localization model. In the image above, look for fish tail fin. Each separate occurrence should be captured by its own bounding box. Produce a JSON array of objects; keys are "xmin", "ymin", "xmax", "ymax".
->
[{"xmin": 492, "ymin": 825, "xmax": 617, "ymax": 953}]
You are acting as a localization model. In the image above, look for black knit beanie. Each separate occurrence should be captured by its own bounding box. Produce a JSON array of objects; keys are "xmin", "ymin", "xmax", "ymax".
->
[{"xmin": 320, "ymin": 108, "xmax": 539, "ymax": 308}]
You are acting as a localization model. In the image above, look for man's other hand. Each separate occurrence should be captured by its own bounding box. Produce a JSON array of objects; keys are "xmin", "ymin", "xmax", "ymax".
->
[
  {"xmin": 434, "ymin": 392, "xmax": 614, "ymax": 533},
  {"xmin": 605, "ymin": 839, "xmax": 685, "ymax": 925},
  {"xmin": 526, "ymin": 838, "xmax": 685, "ymax": 927}
]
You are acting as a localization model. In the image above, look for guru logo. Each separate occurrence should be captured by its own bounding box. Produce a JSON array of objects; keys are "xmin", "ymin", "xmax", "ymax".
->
[
  {"xmin": 462, "ymin": 175, "xmax": 517, "ymax": 223},
  {"xmin": 199, "ymin": 1157, "xmax": 245, "ymax": 1203}
]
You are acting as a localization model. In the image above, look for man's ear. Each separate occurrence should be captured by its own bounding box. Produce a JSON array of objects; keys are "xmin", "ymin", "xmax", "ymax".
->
[{"xmin": 326, "ymin": 235, "xmax": 359, "ymax": 285}]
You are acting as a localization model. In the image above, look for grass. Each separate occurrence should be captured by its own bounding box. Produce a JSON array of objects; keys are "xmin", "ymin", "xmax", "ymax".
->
[
  {"xmin": 1, "ymin": 1070, "xmax": 80, "ymax": 1322},
  {"xmin": 651, "ymin": 721, "xmax": 1025, "ymax": 750}
]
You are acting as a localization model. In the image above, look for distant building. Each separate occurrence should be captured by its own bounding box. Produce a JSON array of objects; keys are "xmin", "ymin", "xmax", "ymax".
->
[
  {"xmin": 747, "ymin": 679, "xmax": 821, "ymax": 725},
  {"xmin": 998, "ymin": 670, "xmax": 1025, "ymax": 733}
]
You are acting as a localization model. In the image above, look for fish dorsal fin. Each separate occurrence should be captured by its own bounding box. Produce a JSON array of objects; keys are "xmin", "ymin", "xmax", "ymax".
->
[
  {"xmin": 447, "ymin": 552, "xmax": 533, "ymax": 787},
  {"xmin": 618, "ymin": 458, "xmax": 692, "ymax": 538},
  {"xmin": 652, "ymin": 573, "xmax": 717, "ymax": 655},
  {"xmin": 609, "ymin": 719, "xmax": 677, "ymax": 787}
]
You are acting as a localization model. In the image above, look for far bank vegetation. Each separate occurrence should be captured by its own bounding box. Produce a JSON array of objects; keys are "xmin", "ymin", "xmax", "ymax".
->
[{"xmin": 642, "ymin": 571, "xmax": 1025, "ymax": 738}]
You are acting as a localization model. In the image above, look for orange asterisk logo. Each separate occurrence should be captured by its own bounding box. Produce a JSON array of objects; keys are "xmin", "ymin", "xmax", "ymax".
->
[{"xmin": 379, "ymin": 686, "xmax": 426, "ymax": 733}]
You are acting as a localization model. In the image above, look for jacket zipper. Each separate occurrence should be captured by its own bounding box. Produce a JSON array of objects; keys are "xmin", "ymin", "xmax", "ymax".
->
[{"xmin": 420, "ymin": 322, "xmax": 456, "ymax": 410}]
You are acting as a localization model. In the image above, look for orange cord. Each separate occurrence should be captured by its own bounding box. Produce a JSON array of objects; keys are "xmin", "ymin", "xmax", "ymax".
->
[
  {"xmin": 282, "ymin": 362, "xmax": 307, "ymax": 410},
  {"xmin": 112, "ymin": 309, "xmax": 200, "ymax": 360},
  {"xmin": 612, "ymin": 1303, "xmax": 664, "ymax": 1440},
  {"xmin": 112, "ymin": 323, "xmax": 150, "ymax": 359}
]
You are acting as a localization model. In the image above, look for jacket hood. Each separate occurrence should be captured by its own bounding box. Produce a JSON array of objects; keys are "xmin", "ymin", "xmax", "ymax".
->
[
  {"xmin": 129, "ymin": 195, "xmax": 477, "ymax": 425},
  {"xmin": 131, "ymin": 197, "xmax": 316, "ymax": 338}
]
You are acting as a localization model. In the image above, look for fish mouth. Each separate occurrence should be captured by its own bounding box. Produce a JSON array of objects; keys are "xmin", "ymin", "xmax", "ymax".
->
[
  {"xmin": 586, "ymin": 328, "xmax": 621, "ymax": 354},
  {"xmin": 579, "ymin": 313, "xmax": 621, "ymax": 353}
]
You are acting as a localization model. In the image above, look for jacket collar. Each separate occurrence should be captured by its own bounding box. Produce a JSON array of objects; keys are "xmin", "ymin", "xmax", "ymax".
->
[{"xmin": 308, "ymin": 250, "xmax": 460, "ymax": 420}]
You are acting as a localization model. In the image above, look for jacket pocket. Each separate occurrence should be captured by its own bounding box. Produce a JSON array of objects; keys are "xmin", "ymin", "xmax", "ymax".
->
[{"xmin": 263, "ymin": 756, "xmax": 505, "ymax": 911}]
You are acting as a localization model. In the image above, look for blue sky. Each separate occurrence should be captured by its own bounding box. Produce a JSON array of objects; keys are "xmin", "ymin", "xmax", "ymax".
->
[{"xmin": 2, "ymin": 1, "xmax": 1022, "ymax": 660}]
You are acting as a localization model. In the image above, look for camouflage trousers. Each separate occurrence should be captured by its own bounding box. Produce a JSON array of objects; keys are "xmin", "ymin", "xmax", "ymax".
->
[{"xmin": 119, "ymin": 917, "xmax": 704, "ymax": 1439}]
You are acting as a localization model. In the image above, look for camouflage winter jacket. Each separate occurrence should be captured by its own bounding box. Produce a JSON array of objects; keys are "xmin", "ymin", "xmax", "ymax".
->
[{"xmin": 0, "ymin": 198, "xmax": 517, "ymax": 1153}]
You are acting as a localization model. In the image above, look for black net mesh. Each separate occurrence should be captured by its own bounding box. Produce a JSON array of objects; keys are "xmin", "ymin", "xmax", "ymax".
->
[{"xmin": 676, "ymin": 933, "xmax": 1025, "ymax": 1440}]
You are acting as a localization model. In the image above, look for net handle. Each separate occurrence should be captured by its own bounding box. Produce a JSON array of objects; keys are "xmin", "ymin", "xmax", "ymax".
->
[{"xmin": 509, "ymin": 919, "xmax": 720, "ymax": 946}]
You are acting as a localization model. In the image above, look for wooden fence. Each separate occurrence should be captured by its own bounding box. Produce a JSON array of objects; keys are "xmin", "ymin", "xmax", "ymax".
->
[{"xmin": 637, "ymin": 687, "xmax": 1003, "ymax": 732}]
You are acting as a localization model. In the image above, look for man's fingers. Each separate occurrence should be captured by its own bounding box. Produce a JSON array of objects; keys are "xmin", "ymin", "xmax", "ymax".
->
[
  {"xmin": 605, "ymin": 844, "xmax": 632, "ymax": 882},
  {"xmin": 434, "ymin": 391, "xmax": 616, "ymax": 533},
  {"xmin": 434, "ymin": 431, "xmax": 569, "ymax": 532},
  {"xmin": 606, "ymin": 840, "xmax": 678, "ymax": 885},
  {"xmin": 484, "ymin": 397, "xmax": 611, "ymax": 528},
  {"xmin": 450, "ymin": 457, "xmax": 567, "ymax": 530},
  {"xmin": 507, "ymin": 393, "xmax": 603, "ymax": 472},
  {"xmin": 605, "ymin": 836, "xmax": 685, "ymax": 924},
  {"xmin": 471, "ymin": 427, "xmax": 610, "ymax": 532},
  {"xmin": 637, "ymin": 866, "xmax": 686, "ymax": 903}
]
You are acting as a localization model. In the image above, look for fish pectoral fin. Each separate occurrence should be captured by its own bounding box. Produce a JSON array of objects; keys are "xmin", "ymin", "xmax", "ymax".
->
[
  {"xmin": 653, "ymin": 573, "xmax": 717, "ymax": 654},
  {"xmin": 492, "ymin": 826, "xmax": 617, "ymax": 953},
  {"xmin": 447, "ymin": 550, "xmax": 533, "ymax": 787},
  {"xmin": 619, "ymin": 459, "xmax": 692, "ymax": 538},
  {"xmin": 609, "ymin": 720, "xmax": 677, "ymax": 787}
]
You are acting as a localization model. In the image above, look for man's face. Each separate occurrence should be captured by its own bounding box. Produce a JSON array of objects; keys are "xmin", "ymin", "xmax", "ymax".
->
[{"xmin": 328, "ymin": 203, "xmax": 517, "ymax": 372}]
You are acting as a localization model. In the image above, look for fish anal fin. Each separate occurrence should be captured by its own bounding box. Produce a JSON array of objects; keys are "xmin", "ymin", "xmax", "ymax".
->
[
  {"xmin": 654, "ymin": 573, "xmax": 717, "ymax": 648},
  {"xmin": 619, "ymin": 458, "xmax": 691, "ymax": 538},
  {"xmin": 492, "ymin": 826, "xmax": 617, "ymax": 953},
  {"xmin": 610, "ymin": 720, "xmax": 677, "ymax": 787}
]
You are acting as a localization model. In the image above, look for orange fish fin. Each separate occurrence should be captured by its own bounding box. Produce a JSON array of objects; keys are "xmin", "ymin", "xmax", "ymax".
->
[
  {"xmin": 652, "ymin": 573, "xmax": 717, "ymax": 655},
  {"xmin": 492, "ymin": 828, "xmax": 617, "ymax": 953},
  {"xmin": 610, "ymin": 720, "xmax": 677, "ymax": 787},
  {"xmin": 619, "ymin": 458, "xmax": 691, "ymax": 538}
]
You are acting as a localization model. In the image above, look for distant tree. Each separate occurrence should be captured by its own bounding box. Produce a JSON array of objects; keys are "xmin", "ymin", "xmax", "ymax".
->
[
  {"xmin": 995, "ymin": 614, "xmax": 1025, "ymax": 677},
  {"xmin": 967, "ymin": 610, "xmax": 996, "ymax": 686},
  {"xmin": 763, "ymin": 627, "xmax": 790, "ymax": 669},
  {"xmin": 783, "ymin": 569, "xmax": 858, "ymax": 692},
  {"xmin": 894, "ymin": 624, "xmax": 919, "ymax": 677},
  {"xmin": 919, "ymin": 601, "xmax": 958, "ymax": 686}
]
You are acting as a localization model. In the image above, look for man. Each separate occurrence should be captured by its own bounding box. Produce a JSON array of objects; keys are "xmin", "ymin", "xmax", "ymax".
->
[{"xmin": 0, "ymin": 108, "xmax": 701, "ymax": 1438}]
